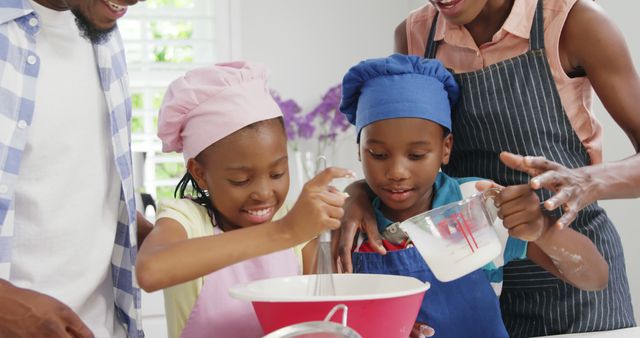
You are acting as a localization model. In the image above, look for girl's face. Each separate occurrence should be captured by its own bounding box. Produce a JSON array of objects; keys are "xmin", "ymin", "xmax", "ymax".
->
[
  {"xmin": 429, "ymin": 0, "xmax": 489, "ymax": 26},
  {"xmin": 359, "ymin": 118, "xmax": 452, "ymax": 222},
  {"xmin": 190, "ymin": 119, "xmax": 290, "ymax": 230}
]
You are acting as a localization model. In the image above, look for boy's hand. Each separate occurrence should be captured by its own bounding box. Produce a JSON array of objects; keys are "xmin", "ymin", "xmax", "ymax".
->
[
  {"xmin": 494, "ymin": 184, "xmax": 549, "ymax": 242},
  {"xmin": 335, "ymin": 180, "xmax": 385, "ymax": 273},
  {"xmin": 410, "ymin": 322, "xmax": 434, "ymax": 338},
  {"xmin": 282, "ymin": 167, "xmax": 355, "ymax": 244}
]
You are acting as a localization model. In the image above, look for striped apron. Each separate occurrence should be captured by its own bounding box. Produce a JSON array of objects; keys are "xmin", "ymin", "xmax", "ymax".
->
[{"xmin": 424, "ymin": 1, "xmax": 636, "ymax": 336}]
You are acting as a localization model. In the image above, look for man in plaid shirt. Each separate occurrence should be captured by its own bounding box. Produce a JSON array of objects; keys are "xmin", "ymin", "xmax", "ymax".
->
[{"xmin": 0, "ymin": 0, "xmax": 151, "ymax": 337}]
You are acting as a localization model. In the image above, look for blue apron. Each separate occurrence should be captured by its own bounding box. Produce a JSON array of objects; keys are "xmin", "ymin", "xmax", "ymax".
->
[{"xmin": 352, "ymin": 173, "xmax": 509, "ymax": 338}]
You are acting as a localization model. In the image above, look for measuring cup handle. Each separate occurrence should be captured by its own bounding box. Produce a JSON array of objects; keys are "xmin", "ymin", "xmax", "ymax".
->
[
  {"xmin": 479, "ymin": 188, "xmax": 502, "ymax": 223},
  {"xmin": 481, "ymin": 187, "xmax": 503, "ymax": 201}
]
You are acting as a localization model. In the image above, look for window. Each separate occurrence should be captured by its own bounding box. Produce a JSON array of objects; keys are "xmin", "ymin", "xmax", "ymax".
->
[{"xmin": 119, "ymin": 0, "xmax": 233, "ymax": 203}]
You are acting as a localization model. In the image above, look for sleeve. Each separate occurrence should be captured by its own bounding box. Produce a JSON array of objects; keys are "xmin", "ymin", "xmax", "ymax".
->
[
  {"xmin": 156, "ymin": 199, "xmax": 210, "ymax": 338},
  {"xmin": 156, "ymin": 198, "xmax": 212, "ymax": 239}
]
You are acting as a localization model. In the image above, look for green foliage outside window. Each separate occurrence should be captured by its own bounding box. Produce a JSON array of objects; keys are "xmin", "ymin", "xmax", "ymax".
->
[
  {"xmin": 146, "ymin": 0, "xmax": 194, "ymax": 9},
  {"xmin": 125, "ymin": 0, "xmax": 212, "ymax": 201}
]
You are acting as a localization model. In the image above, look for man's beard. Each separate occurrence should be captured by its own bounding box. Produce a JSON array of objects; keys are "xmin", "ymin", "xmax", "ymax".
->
[{"xmin": 71, "ymin": 9, "xmax": 116, "ymax": 44}]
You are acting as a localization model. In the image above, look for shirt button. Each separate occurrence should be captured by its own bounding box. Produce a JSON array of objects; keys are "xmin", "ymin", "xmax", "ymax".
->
[
  {"xmin": 27, "ymin": 55, "xmax": 37, "ymax": 65},
  {"xmin": 17, "ymin": 120, "xmax": 27, "ymax": 129},
  {"xmin": 0, "ymin": 185, "xmax": 7, "ymax": 194},
  {"xmin": 29, "ymin": 17, "xmax": 38, "ymax": 27}
]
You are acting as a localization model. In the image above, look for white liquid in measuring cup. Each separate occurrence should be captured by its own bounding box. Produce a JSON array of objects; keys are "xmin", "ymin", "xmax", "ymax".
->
[{"xmin": 401, "ymin": 219, "xmax": 501, "ymax": 282}]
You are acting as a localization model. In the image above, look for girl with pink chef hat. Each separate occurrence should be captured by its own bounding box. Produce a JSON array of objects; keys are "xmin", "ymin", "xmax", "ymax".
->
[{"xmin": 136, "ymin": 61, "xmax": 354, "ymax": 338}]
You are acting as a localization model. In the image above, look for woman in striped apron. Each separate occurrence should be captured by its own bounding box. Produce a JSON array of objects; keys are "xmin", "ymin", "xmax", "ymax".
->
[
  {"xmin": 338, "ymin": 0, "xmax": 639, "ymax": 336},
  {"xmin": 421, "ymin": 1, "xmax": 637, "ymax": 335}
]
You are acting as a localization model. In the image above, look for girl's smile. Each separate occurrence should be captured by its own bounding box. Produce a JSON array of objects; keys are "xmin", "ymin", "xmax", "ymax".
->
[
  {"xmin": 242, "ymin": 206, "xmax": 276, "ymax": 224},
  {"xmin": 190, "ymin": 118, "xmax": 290, "ymax": 230}
]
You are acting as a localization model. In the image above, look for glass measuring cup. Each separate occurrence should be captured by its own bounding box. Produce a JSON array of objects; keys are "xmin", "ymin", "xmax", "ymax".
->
[{"xmin": 399, "ymin": 189, "xmax": 502, "ymax": 282}]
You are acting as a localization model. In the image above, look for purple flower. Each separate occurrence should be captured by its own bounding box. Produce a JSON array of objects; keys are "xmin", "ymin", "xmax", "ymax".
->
[
  {"xmin": 270, "ymin": 84, "xmax": 351, "ymax": 144},
  {"xmin": 297, "ymin": 121, "xmax": 316, "ymax": 139},
  {"xmin": 271, "ymin": 90, "xmax": 302, "ymax": 140}
]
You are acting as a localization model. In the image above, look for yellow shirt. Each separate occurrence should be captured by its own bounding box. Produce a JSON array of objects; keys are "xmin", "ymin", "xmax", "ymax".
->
[{"xmin": 156, "ymin": 198, "xmax": 301, "ymax": 338}]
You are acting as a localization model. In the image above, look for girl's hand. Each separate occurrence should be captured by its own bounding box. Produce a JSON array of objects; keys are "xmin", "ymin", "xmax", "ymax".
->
[
  {"xmin": 410, "ymin": 322, "xmax": 434, "ymax": 338},
  {"xmin": 499, "ymin": 151, "xmax": 595, "ymax": 229},
  {"xmin": 282, "ymin": 167, "xmax": 355, "ymax": 244}
]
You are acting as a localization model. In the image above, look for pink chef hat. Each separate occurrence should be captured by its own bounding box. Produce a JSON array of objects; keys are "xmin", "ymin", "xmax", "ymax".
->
[{"xmin": 157, "ymin": 61, "xmax": 283, "ymax": 161}]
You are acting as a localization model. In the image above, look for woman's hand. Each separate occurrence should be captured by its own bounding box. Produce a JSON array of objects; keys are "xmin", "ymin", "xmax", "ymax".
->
[
  {"xmin": 499, "ymin": 151, "xmax": 596, "ymax": 229},
  {"xmin": 410, "ymin": 322, "xmax": 434, "ymax": 338},
  {"xmin": 333, "ymin": 180, "xmax": 385, "ymax": 273}
]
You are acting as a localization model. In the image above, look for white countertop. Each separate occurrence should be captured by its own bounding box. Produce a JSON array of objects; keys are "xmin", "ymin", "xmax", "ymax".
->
[{"xmin": 532, "ymin": 327, "xmax": 640, "ymax": 337}]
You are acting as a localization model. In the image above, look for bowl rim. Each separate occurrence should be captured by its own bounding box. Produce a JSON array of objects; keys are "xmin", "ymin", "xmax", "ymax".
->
[{"xmin": 229, "ymin": 273, "xmax": 430, "ymax": 302}]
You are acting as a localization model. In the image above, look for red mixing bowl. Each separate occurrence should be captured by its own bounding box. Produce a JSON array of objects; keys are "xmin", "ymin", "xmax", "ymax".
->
[{"xmin": 229, "ymin": 273, "xmax": 429, "ymax": 338}]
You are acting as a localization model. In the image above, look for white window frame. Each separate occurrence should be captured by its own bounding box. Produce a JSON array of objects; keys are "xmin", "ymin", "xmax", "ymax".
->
[{"xmin": 122, "ymin": 0, "xmax": 241, "ymax": 205}]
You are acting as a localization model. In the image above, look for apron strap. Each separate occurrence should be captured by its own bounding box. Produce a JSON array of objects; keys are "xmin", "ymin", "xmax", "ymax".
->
[
  {"xmin": 529, "ymin": 0, "xmax": 545, "ymax": 51},
  {"xmin": 423, "ymin": 11, "xmax": 440, "ymax": 58}
]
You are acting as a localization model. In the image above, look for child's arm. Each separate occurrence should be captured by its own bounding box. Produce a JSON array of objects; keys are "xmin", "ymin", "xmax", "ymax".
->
[
  {"xmin": 136, "ymin": 167, "xmax": 353, "ymax": 292},
  {"xmin": 494, "ymin": 184, "xmax": 609, "ymax": 291}
]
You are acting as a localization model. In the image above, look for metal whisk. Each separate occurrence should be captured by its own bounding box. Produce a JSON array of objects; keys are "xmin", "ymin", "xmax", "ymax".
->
[{"xmin": 313, "ymin": 155, "xmax": 336, "ymax": 296}]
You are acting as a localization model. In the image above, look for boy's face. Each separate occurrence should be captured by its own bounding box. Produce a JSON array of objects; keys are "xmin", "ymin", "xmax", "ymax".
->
[
  {"xmin": 359, "ymin": 118, "xmax": 452, "ymax": 221},
  {"xmin": 190, "ymin": 119, "xmax": 290, "ymax": 230}
]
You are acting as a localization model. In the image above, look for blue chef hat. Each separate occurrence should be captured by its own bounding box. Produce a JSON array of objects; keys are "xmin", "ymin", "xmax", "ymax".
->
[{"xmin": 339, "ymin": 54, "xmax": 460, "ymax": 140}]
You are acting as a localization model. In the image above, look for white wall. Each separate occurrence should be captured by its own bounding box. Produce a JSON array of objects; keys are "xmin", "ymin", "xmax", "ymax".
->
[
  {"xmin": 237, "ymin": 0, "xmax": 422, "ymax": 192},
  {"xmin": 238, "ymin": 0, "xmax": 640, "ymax": 323}
]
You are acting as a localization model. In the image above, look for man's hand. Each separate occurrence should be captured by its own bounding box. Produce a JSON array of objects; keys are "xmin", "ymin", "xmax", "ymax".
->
[
  {"xmin": 0, "ymin": 280, "xmax": 94, "ymax": 338},
  {"xmin": 136, "ymin": 211, "xmax": 154, "ymax": 248}
]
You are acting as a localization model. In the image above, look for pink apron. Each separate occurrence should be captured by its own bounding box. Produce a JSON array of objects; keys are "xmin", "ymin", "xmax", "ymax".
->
[{"xmin": 180, "ymin": 227, "xmax": 300, "ymax": 338}]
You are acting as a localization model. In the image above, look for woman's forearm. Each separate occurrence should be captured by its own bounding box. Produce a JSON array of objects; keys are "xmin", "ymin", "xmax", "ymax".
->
[{"xmin": 584, "ymin": 153, "xmax": 640, "ymax": 201}]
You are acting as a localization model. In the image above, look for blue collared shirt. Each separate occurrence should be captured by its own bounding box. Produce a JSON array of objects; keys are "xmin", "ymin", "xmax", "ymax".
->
[{"xmin": 0, "ymin": 1, "xmax": 142, "ymax": 336}]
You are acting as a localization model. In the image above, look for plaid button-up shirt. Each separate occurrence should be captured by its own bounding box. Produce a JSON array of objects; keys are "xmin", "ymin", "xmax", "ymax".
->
[{"xmin": 0, "ymin": 1, "xmax": 143, "ymax": 337}]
